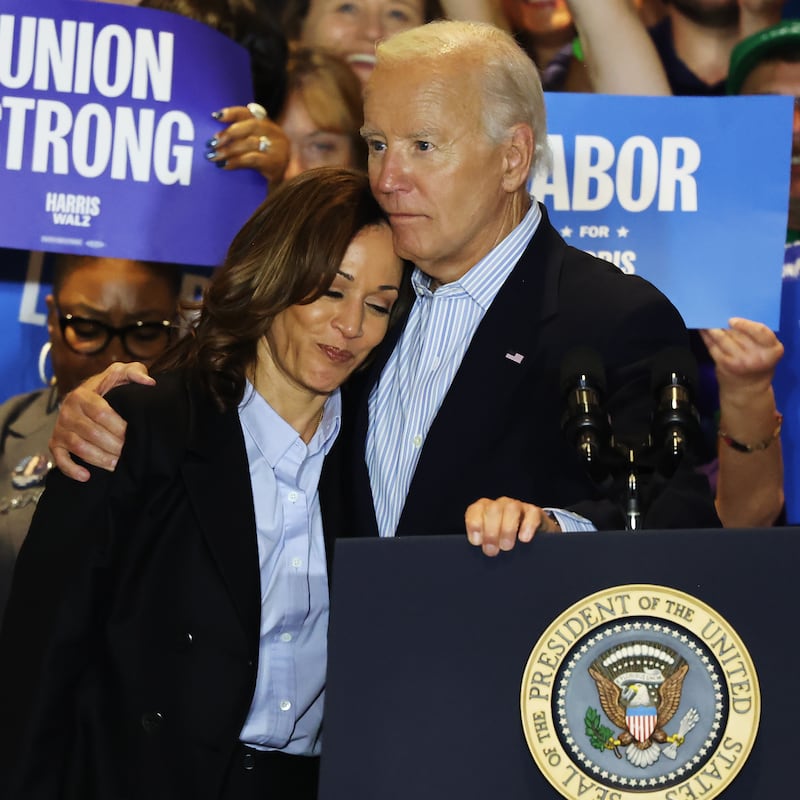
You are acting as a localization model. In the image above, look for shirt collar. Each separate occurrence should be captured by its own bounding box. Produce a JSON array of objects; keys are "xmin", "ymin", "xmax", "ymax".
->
[
  {"xmin": 410, "ymin": 197, "xmax": 542, "ymax": 311},
  {"xmin": 238, "ymin": 380, "xmax": 341, "ymax": 465}
]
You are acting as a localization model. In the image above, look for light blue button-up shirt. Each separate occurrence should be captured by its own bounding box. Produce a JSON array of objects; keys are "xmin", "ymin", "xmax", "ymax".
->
[{"xmin": 237, "ymin": 382, "xmax": 340, "ymax": 755}]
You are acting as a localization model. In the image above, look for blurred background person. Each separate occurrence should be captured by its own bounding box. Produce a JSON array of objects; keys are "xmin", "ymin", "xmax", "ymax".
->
[
  {"xmin": 649, "ymin": 0, "xmax": 785, "ymax": 95},
  {"xmin": 701, "ymin": 318, "xmax": 785, "ymax": 527},
  {"xmin": 499, "ymin": 0, "xmax": 592, "ymax": 91},
  {"xmin": 139, "ymin": 0, "xmax": 293, "ymax": 184},
  {"xmin": 281, "ymin": 0, "xmax": 444, "ymax": 88},
  {"xmin": 0, "ymin": 256, "xmax": 181, "ymax": 620},
  {"xmin": 279, "ymin": 45, "xmax": 368, "ymax": 179},
  {"xmin": 722, "ymin": 18, "xmax": 800, "ymax": 524},
  {"xmin": 499, "ymin": 0, "xmax": 674, "ymax": 93}
]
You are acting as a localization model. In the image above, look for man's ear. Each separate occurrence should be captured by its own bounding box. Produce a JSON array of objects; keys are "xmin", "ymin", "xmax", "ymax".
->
[{"xmin": 501, "ymin": 123, "xmax": 534, "ymax": 193}]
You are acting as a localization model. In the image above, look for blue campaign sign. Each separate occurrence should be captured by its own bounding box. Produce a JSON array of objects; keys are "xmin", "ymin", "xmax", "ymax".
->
[
  {"xmin": 534, "ymin": 93, "xmax": 792, "ymax": 330},
  {"xmin": 0, "ymin": 0, "xmax": 266, "ymax": 266},
  {"xmin": 0, "ymin": 250, "xmax": 50, "ymax": 399}
]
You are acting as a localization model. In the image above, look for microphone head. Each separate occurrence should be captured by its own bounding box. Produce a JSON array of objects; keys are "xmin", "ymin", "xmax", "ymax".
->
[
  {"xmin": 560, "ymin": 346, "xmax": 607, "ymax": 396},
  {"xmin": 650, "ymin": 347, "xmax": 699, "ymax": 395}
]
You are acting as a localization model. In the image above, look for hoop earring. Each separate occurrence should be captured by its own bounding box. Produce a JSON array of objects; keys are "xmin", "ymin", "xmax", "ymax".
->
[{"xmin": 38, "ymin": 341, "xmax": 56, "ymax": 387}]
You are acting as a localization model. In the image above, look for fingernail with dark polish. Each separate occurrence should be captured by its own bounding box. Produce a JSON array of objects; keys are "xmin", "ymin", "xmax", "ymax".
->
[
  {"xmin": 205, "ymin": 150, "xmax": 218, "ymax": 160},
  {"xmin": 211, "ymin": 110, "xmax": 223, "ymax": 120},
  {"xmin": 215, "ymin": 160, "xmax": 227, "ymax": 169},
  {"xmin": 206, "ymin": 137, "xmax": 218, "ymax": 148}
]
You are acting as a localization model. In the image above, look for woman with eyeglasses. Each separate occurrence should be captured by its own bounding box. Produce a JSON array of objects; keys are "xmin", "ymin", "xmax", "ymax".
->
[{"xmin": 0, "ymin": 255, "xmax": 181, "ymax": 620}]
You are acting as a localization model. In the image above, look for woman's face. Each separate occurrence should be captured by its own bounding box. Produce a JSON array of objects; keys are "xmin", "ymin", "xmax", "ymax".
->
[
  {"xmin": 299, "ymin": 0, "xmax": 426, "ymax": 86},
  {"xmin": 501, "ymin": 0, "xmax": 573, "ymax": 37},
  {"xmin": 46, "ymin": 258, "xmax": 177, "ymax": 396},
  {"xmin": 278, "ymin": 90, "xmax": 358, "ymax": 179},
  {"xmin": 260, "ymin": 223, "xmax": 402, "ymax": 399}
]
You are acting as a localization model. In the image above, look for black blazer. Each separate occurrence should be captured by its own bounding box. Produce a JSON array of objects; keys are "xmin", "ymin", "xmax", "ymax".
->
[
  {"xmin": 335, "ymin": 205, "xmax": 720, "ymax": 538},
  {"xmin": 0, "ymin": 372, "xmax": 336, "ymax": 800}
]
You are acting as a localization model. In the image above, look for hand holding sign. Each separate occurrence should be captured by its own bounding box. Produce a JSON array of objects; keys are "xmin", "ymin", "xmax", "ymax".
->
[{"xmin": 207, "ymin": 104, "xmax": 289, "ymax": 185}]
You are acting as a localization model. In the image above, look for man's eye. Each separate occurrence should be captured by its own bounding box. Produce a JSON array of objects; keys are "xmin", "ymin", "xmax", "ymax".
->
[
  {"xmin": 416, "ymin": 141, "xmax": 432, "ymax": 152},
  {"xmin": 367, "ymin": 140, "xmax": 386, "ymax": 153}
]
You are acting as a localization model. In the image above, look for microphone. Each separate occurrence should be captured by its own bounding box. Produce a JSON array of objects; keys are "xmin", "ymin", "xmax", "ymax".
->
[
  {"xmin": 650, "ymin": 347, "xmax": 701, "ymax": 474},
  {"xmin": 560, "ymin": 347, "xmax": 612, "ymax": 484}
]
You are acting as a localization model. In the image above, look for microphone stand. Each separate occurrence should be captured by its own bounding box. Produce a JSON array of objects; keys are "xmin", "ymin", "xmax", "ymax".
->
[{"xmin": 623, "ymin": 446, "xmax": 641, "ymax": 531}]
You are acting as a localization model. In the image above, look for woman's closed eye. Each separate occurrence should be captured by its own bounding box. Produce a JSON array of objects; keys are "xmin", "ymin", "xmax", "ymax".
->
[
  {"xmin": 366, "ymin": 300, "xmax": 391, "ymax": 315},
  {"xmin": 325, "ymin": 290, "xmax": 392, "ymax": 315}
]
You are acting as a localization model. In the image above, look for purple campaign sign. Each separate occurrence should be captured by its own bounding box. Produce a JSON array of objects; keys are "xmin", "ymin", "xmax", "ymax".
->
[
  {"xmin": 0, "ymin": 0, "xmax": 266, "ymax": 266},
  {"xmin": 534, "ymin": 93, "xmax": 792, "ymax": 329}
]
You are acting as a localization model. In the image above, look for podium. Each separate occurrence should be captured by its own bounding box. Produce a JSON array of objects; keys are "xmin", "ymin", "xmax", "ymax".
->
[{"xmin": 319, "ymin": 528, "xmax": 797, "ymax": 799}]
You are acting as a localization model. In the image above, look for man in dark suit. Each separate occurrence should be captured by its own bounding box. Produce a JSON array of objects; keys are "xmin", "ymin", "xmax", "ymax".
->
[
  {"xmin": 50, "ymin": 20, "xmax": 720, "ymax": 552},
  {"xmin": 339, "ymin": 19, "xmax": 719, "ymax": 550}
]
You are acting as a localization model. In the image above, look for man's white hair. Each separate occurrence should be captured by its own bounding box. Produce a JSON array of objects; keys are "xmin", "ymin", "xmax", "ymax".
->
[{"xmin": 374, "ymin": 19, "xmax": 550, "ymax": 172}]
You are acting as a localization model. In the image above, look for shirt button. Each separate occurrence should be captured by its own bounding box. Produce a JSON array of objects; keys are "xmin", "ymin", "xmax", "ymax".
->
[
  {"xmin": 287, "ymin": 490, "xmax": 298, "ymax": 503},
  {"xmin": 412, "ymin": 434, "xmax": 423, "ymax": 448},
  {"xmin": 291, "ymin": 557, "xmax": 303, "ymax": 568},
  {"xmin": 279, "ymin": 632, "xmax": 292, "ymax": 643},
  {"xmin": 279, "ymin": 699, "xmax": 292, "ymax": 712}
]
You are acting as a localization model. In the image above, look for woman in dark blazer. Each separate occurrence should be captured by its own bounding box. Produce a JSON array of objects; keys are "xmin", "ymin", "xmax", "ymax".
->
[{"xmin": 0, "ymin": 167, "xmax": 406, "ymax": 800}]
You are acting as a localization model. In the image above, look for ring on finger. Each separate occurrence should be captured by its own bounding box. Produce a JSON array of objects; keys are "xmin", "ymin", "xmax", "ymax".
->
[
  {"xmin": 247, "ymin": 102, "xmax": 268, "ymax": 120},
  {"xmin": 257, "ymin": 135, "xmax": 272, "ymax": 153}
]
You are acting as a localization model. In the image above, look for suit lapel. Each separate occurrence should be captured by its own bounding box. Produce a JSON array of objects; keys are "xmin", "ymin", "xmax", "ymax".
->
[
  {"xmin": 180, "ymin": 385, "xmax": 262, "ymax": 645},
  {"xmin": 396, "ymin": 208, "xmax": 567, "ymax": 533}
]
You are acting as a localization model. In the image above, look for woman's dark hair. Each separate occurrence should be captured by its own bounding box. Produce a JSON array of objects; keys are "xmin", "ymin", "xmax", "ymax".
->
[
  {"xmin": 281, "ymin": 0, "xmax": 446, "ymax": 41},
  {"xmin": 139, "ymin": 0, "xmax": 288, "ymax": 117},
  {"xmin": 154, "ymin": 167, "xmax": 402, "ymax": 410}
]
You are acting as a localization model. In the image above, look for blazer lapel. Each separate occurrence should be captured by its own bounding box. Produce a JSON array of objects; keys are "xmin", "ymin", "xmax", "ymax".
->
[
  {"xmin": 396, "ymin": 207, "xmax": 567, "ymax": 533},
  {"xmin": 180, "ymin": 385, "xmax": 262, "ymax": 645}
]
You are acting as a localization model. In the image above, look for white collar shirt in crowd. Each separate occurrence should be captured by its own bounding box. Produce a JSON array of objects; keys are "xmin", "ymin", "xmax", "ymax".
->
[
  {"xmin": 237, "ymin": 380, "xmax": 340, "ymax": 755},
  {"xmin": 366, "ymin": 199, "xmax": 543, "ymax": 539}
]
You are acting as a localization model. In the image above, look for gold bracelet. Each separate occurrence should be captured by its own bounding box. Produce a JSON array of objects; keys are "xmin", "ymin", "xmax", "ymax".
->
[{"xmin": 718, "ymin": 412, "xmax": 783, "ymax": 453}]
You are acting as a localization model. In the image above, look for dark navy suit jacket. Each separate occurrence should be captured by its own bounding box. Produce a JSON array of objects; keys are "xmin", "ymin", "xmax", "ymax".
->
[{"xmin": 330, "ymin": 205, "xmax": 720, "ymax": 539}]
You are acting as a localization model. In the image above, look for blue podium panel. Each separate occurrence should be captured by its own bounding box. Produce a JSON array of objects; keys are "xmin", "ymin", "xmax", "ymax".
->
[{"xmin": 320, "ymin": 529, "xmax": 796, "ymax": 800}]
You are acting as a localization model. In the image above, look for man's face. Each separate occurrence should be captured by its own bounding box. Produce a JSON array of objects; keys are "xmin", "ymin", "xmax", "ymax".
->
[
  {"xmin": 741, "ymin": 59, "xmax": 800, "ymax": 229},
  {"xmin": 667, "ymin": 0, "xmax": 739, "ymax": 28},
  {"xmin": 362, "ymin": 57, "xmax": 518, "ymax": 285}
]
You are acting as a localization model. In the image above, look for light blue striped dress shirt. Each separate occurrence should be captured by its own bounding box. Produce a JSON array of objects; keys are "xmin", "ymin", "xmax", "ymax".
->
[
  {"xmin": 366, "ymin": 199, "xmax": 594, "ymax": 537},
  {"xmin": 237, "ymin": 381, "xmax": 340, "ymax": 755}
]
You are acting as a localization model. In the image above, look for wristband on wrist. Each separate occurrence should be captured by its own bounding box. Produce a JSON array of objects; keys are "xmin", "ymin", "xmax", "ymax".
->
[{"xmin": 718, "ymin": 412, "xmax": 783, "ymax": 453}]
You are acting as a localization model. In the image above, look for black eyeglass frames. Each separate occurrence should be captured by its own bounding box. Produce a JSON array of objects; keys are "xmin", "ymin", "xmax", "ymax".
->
[{"xmin": 57, "ymin": 310, "xmax": 174, "ymax": 360}]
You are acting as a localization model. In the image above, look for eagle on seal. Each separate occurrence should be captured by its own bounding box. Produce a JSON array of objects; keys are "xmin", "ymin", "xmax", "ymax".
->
[{"xmin": 588, "ymin": 645, "xmax": 689, "ymax": 768}]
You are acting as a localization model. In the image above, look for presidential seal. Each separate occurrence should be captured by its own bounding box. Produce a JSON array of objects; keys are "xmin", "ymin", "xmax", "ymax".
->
[{"xmin": 520, "ymin": 585, "xmax": 759, "ymax": 800}]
